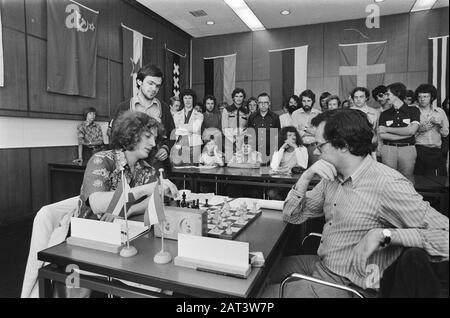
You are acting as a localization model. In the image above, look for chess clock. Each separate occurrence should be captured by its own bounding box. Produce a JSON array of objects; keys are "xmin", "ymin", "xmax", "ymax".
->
[{"xmin": 154, "ymin": 206, "xmax": 208, "ymax": 240}]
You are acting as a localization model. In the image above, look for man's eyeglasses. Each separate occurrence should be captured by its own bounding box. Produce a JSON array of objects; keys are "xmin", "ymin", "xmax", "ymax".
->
[{"xmin": 315, "ymin": 141, "xmax": 330, "ymax": 154}]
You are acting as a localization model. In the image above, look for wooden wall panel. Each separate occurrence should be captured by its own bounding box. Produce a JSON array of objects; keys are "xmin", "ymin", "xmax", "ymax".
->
[
  {"xmin": 0, "ymin": 0, "xmax": 25, "ymax": 32},
  {"xmin": 408, "ymin": 9, "xmax": 450, "ymax": 72},
  {"xmin": 252, "ymin": 80, "xmax": 270, "ymax": 100},
  {"xmin": 0, "ymin": 28, "xmax": 27, "ymax": 111},
  {"xmin": 25, "ymin": 0, "xmax": 45, "ymax": 39},
  {"xmin": 109, "ymin": 60, "xmax": 124, "ymax": 116},
  {"xmin": 0, "ymin": 149, "xmax": 31, "ymax": 224},
  {"xmin": 30, "ymin": 146, "xmax": 78, "ymax": 213}
]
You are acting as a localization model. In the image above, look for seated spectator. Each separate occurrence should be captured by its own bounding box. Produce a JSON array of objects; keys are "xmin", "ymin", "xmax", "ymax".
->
[
  {"xmin": 228, "ymin": 135, "xmax": 262, "ymax": 167},
  {"xmin": 199, "ymin": 135, "xmax": 224, "ymax": 167},
  {"xmin": 280, "ymin": 95, "xmax": 300, "ymax": 128},
  {"xmin": 74, "ymin": 107, "xmax": 105, "ymax": 165},
  {"xmin": 270, "ymin": 126, "xmax": 308, "ymax": 174},
  {"xmin": 325, "ymin": 95, "xmax": 341, "ymax": 111}
]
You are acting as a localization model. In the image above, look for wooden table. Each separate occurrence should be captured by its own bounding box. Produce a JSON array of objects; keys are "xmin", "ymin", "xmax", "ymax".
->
[{"xmin": 37, "ymin": 208, "xmax": 289, "ymax": 298}]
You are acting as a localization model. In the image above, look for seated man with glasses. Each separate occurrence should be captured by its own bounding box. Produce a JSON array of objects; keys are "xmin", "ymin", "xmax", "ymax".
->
[{"xmin": 260, "ymin": 108, "xmax": 448, "ymax": 298}]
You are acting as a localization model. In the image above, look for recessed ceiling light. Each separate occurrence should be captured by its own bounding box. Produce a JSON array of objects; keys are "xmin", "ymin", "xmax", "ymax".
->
[
  {"xmin": 374, "ymin": 0, "xmax": 385, "ymax": 3},
  {"xmin": 411, "ymin": 0, "xmax": 438, "ymax": 12},
  {"xmin": 280, "ymin": 10, "xmax": 290, "ymax": 15},
  {"xmin": 224, "ymin": 0, "xmax": 265, "ymax": 31},
  {"xmin": 206, "ymin": 20, "xmax": 215, "ymax": 25}
]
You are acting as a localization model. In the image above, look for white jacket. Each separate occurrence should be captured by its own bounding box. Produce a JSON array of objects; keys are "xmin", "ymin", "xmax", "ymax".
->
[{"xmin": 173, "ymin": 109, "xmax": 204, "ymax": 147}]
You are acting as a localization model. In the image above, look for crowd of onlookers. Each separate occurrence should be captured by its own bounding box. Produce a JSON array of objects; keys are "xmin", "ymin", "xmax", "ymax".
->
[{"xmin": 77, "ymin": 64, "xmax": 449, "ymax": 186}]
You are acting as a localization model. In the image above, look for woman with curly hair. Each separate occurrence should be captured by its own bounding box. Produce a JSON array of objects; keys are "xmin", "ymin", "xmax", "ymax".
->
[{"xmin": 78, "ymin": 110, "xmax": 178, "ymax": 221}]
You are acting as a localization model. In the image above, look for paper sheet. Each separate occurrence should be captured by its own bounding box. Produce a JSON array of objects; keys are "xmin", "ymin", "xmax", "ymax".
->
[
  {"xmin": 70, "ymin": 217, "xmax": 121, "ymax": 246},
  {"xmin": 177, "ymin": 233, "xmax": 249, "ymax": 268}
]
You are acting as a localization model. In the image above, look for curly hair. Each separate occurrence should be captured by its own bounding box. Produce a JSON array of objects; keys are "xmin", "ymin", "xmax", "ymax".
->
[
  {"xmin": 311, "ymin": 109, "xmax": 374, "ymax": 157},
  {"xmin": 326, "ymin": 95, "xmax": 341, "ymax": 109},
  {"xmin": 299, "ymin": 89, "xmax": 316, "ymax": 105},
  {"xmin": 110, "ymin": 110, "xmax": 163, "ymax": 151},
  {"xmin": 414, "ymin": 84, "xmax": 438, "ymax": 103},
  {"xmin": 351, "ymin": 87, "xmax": 370, "ymax": 100},
  {"xmin": 371, "ymin": 85, "xmax": 387, "ymax": 100},
  {"xmin": 278, "ymin": 126, "xmax": 303, "ymax": 148},
  {"xmin": 180, "ymin": 88, "xmax": 197, "ymax": 109}
]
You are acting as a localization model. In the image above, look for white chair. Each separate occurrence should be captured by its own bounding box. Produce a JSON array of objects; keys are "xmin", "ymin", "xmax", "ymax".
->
[{"xmin": 21, "ymin": 196, "xmax": 79, "ymax": 298}]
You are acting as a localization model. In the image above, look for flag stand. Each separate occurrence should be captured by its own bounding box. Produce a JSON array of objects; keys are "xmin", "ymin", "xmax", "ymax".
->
[
  {"xmin": 153, "ymin": 168, "xmax": 172, "ymax": 264},
  {"xmin": 119, "ymin": 170, "xmax": 138, "ymax": 258}
]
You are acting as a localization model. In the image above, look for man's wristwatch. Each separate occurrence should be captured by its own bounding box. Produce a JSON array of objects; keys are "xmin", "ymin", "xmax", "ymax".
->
[{"xmin": 380, "ymin": 229, "xmax": 392, "ymax": 247}]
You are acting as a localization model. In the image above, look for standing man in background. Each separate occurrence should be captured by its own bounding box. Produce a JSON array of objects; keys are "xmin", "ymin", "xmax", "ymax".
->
[
  {"xmin": 247, "ymin": 92, "xmax": 281, "ymax": 164},
  {"xmin": 378, "ymin": 82, "xmax": 420, "ymax": 183},
  {"xmin": 292, "ymin": 89, "xmax": 321, "ymax": 166},
  {"xmin": 109, "ymin": 64, "xmax": 175, "ymax": 174},
  {"xmin": 414, "ymin": 84, "xmax": 449, "ymax": 176},
  {"xmin": 222, "ymin": 88, "xmax": 249, "ymax": 161}
]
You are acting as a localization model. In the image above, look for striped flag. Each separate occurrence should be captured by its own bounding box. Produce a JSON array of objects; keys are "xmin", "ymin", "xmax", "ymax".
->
[
  {"xmin": 121, "ymin": 23, "xmax": 153, "ymax": 100},
  {"xmin": 339, "ymin": 41, "xmax": 386, "ymax": 99},
  {"xmin": 204, "ymin": 53, "xmax": 236, "ymax": 105},
  {"xmin": 165, "ymin": 47, "xmax": 186, "ymax": 100},
  {"xmin": 429, "ymin": 35, "xmax": 449, "ymax": 107},
  {"xmin": 0, "ymin": 7, "xmax": 4, "ymax": 87},
  {"xmin": 106, "ymin": 173, "xmax": 134, "ymax": 217},
  {"xmin": 144, "ymin": 182, "xmax": 166, "ymax": 226},
  {"xmin": 269, "ymin": 45, "xmax": 308, "ymax": 111}
]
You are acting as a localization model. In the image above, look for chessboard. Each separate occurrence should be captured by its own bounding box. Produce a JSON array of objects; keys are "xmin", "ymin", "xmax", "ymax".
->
[{"xmin": 203, "ymin": 205, "xmax": 262, "ymax": 240}]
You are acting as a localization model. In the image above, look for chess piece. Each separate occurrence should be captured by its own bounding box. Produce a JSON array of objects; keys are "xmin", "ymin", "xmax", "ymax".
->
[
  {"xmin": 242, "ymin": 202, "xmax": 248, "ymax": 212},
  {"xmin": 225, "ymin": 222, "xmax": 232, "ymax": 235},
  {"xmin": 180, "ymin": 192, "xmax": 187, "ymax": 208},
  {"xmin": 196, "ymin": 199, "xmax": 200, "ymax": 209},
  {"xmin": 252, "ymin": 201, "xmax": 258, "ymax": 213},
  {"xmin": 223, "ymin": 198, "xmax": 230, "ymax": 214},
  {"xmin": 204, "ymin": 199, "xmax": 209, "ymax": 207},
  {"xmin": 192, "ymin": 200, "xmax": 196, "ymax": 209}
]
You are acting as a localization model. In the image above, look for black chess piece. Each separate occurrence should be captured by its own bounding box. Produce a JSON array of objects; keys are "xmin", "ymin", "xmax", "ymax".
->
[
  {"xmin": 180, "ymin": 192, "xmax": 187, "ymax": 208},
  {"xmin": 192, "ymin": 200, "xmax": 196, "ymax": 209},
  {"xmin": 204, "ymin": 199, "xmax": 209, "ymax": 208},
  {"xmin": 196, "ymin": 199, "xmax": 200, "ymax": 209},
  {"xmin": 176, "ymin": 200, "xmax": 181, "ymax": 207}
]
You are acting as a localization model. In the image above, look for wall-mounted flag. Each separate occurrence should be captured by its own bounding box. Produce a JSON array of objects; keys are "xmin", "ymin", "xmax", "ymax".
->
[{"xmin": 46, "ymin": 0, "xmax": 99, "ymax": 97}]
